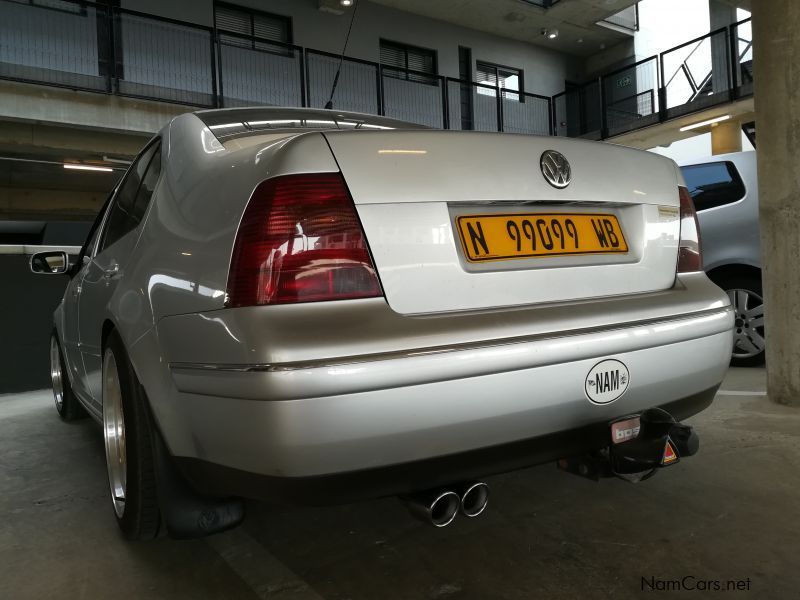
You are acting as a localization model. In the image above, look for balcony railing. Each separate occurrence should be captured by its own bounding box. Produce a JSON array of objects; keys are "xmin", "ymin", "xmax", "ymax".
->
[
  {"xmin": 0, "ymin": 0, "xmax": 752, "ymax": 142},
  {"xmin": 553, "ymin": 17, "xmax": 754, "ymax": 140}
]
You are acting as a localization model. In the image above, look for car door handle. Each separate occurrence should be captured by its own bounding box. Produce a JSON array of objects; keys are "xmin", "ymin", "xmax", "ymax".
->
[{"xmin": 103, "ymin": 264, "xmax": 122, "ymax": 279}]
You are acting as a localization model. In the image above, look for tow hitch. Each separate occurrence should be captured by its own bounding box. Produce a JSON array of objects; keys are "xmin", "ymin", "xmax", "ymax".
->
[{"xmin": 558, "ymin": 408, "xmax": 700, "ymax": 483}]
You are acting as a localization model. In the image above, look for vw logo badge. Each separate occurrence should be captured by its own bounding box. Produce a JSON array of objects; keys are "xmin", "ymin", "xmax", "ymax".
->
[{"xmin": 540, "ymin": 150, "xmax": 572, "ymax": 189}]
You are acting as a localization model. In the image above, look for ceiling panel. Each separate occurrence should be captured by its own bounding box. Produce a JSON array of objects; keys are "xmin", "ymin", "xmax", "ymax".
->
[{"xmin": 368, "ymin": 0, "xmax": 641, "ymax": 56}]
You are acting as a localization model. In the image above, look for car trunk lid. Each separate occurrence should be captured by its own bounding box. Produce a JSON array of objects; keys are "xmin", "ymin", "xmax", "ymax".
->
[{"xmin": 323, "ymin": 130, "xmax": 681, "ymax": 315}]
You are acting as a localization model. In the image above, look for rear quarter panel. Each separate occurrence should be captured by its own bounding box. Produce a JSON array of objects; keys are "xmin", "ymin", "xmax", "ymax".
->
[{"xmin": 129, "ymin": 114, "xmax": 340, "ymax": 326}]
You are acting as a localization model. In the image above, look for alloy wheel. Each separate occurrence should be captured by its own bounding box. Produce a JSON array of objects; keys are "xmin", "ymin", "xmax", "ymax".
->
[
  {"xmin": 50, "ymin": 336, "xmax": 64, "ymax": 413},
  {"xmin": 727, "ymin": 288, "xmax": 765, "ymax": 359},
  {"xmin": 102, "ymin": 348, "xmax": 128, "ymax": 519}
]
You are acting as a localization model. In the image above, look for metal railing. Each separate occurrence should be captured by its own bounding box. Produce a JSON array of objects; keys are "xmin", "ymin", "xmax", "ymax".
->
[
  {"xmin": 0, "ymin": 0, "xmax": 552, "ymax": 133},
  {"xmin": 218, "ymin": 32, "xmax": 305, "ymax": 108},
  {"xmin": 552, "ymin": 17, "xmax": 753, "ymax": 140},
  {"xmin": 0, "ymin": 0, "xmax": 112, "ymax": 92},
  {"xmin": 0, "ymin": 0, "xmax": 753, "ymax": 141},
  {"xmin": 732, "ymin": 17, "xmax": 753, "ymax": 98},
  {"xmin": 659, "ymin": 27, "xmax": 731, "ymax": 121},
  {"xmin": 115, "ymin": 8, "xmax": 218, "ymax": 107}
]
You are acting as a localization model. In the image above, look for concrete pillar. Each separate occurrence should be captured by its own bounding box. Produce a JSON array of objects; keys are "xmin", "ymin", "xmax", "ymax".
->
[
  {"xmin": 752, "ymin": 1, "xmax": 800, "ymax": 406},
  {"xmin": 709, "ymin": 0, "xmax": 737, "ymax": 28},
  {"xmin": 710, "ymin": 119, "xmax": 742, "ymax": 155},
  {"xmin": 709, "ymin": 0, "xmax": 737, "ymax": 95}
]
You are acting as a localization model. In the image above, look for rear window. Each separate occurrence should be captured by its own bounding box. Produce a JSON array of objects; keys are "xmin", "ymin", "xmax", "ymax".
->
[{"xmin": 680, "ymin": 161, "xmax": 746, "ymax": 211}]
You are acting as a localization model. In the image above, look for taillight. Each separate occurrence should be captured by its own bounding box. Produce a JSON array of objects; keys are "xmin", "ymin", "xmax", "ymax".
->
[
  {"xmin": 226, "ymin": 173, "xmax": 382, "ymax": 307},
  {"xmin": 677, "ymin": 186, "xmax": 702, "ymax": 273}
]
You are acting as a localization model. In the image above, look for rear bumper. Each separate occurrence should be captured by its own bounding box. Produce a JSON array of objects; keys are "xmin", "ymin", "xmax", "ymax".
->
[
  {"xmin": 153, "ymin": 305, "xmax": 732, "ymax": 488},
  {"xmin": 126, "ymin": 273, "xmax": 734, "ymax": 502},
  {"xmin": 175, "ymin": 386, "xmax": 718, "ymax": 504},
  {"xmin": 168, "ymin": 307, "xmax": 731, "ymax": 402}
]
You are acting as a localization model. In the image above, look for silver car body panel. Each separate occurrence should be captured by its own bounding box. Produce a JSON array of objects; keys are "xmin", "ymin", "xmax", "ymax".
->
[
  {"xmin": 329, "ymin": 131, "xmax": 682, "ymax": 314},
  {"xmin": 679, "ymin": 151, "xmax": 761, "ymax": 273},
  {"xmin": 52, "ymin": 107, "xmax": 732, "ymax": 493},
  {"xmin": 146, "ymin": 272, "xmax": 730, "ymax": 477}
]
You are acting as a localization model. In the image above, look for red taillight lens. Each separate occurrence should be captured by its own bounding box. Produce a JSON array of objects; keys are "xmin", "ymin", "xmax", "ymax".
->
[
  {"xmin": 226, "ymin": 173, "xmax": 382, "ymax": 307},
  {"xmin": 677, "ymin": 185, "xmax": 702, "ymax": 273}
]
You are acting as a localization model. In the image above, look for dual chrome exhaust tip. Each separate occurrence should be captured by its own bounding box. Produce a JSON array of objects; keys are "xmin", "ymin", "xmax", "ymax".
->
[{"xmin": 404, "ymin": 482, "xmax": 489, "ymax": 528}]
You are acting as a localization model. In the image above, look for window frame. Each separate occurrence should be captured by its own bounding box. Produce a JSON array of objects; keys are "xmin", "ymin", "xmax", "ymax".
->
[
  {"xmin": 680, "ymin": 160, "xmax": 747, "ymax": 213},
  {"xmin": 475, "ymin": 60, "xmax": 525, "ymax": 102},
  {"xmin": 379, "ymin": 39, "xmax": 439, "ymax": 85},
  {"xmin": 214, "ymin": 1, "xmax": 293, "ymax": 53},
  {"xmin": 10, "ymin": 0, "xmax": 88, "ymax": 17},
  {"xmin": 95, "ymin": 138, "xmax": 161, "ymax": 256},
  {"xmin": 130, "ymin": 144, "xmax": 162, "ymax": 224}
]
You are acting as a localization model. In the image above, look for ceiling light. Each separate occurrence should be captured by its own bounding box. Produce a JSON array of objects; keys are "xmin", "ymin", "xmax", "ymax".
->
[
  {"xmin": 541, "ymin": 28, "xmax": 559, "ymax": 39},
  {"xmin": 679, "ymin": 114, "xmax": 731, "ymax": 132},
  {"xmin": 340, "ymin": 0, "xmax": 353, "ymax": 5},
  {"xmin": 63, "ymin": 163, "xmax": 113, "ymax": 172},
  {"xmin": 377, "ymin": 149, "xmax": 428, "ymax": 155}
]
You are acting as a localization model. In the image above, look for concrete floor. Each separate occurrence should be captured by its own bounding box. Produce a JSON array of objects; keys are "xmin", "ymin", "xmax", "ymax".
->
[{"xmin": 1, "ymin": 367, "xmax": 798, "ymax": 600}]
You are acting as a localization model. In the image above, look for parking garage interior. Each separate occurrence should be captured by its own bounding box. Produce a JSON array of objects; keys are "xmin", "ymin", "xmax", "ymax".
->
[{"xmin": 1, "ymin": 0, "xmax": 798, "ymax": 598}]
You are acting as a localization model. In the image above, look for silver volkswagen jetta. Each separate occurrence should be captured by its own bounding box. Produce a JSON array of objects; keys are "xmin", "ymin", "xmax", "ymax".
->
[{"xmin": 33, "ymin": 107, "xmax": 733, "ymax": 539}]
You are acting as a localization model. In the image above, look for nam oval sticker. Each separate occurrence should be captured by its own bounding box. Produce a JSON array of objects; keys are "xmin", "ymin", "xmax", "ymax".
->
[{"xmin": 585, "ymin": 359, "xmax": 630, "ymax": 405}]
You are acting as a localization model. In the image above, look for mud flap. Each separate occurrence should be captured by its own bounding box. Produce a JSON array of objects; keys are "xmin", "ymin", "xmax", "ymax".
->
[{"xmin": 152, "ymin": 426, "xmax": 245, "ymax": 539}]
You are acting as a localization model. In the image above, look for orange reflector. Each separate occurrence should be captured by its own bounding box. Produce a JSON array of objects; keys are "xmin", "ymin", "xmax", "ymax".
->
[{"xmin": 662, "ymin": 440, "xmax": 678, "ymax": 465}]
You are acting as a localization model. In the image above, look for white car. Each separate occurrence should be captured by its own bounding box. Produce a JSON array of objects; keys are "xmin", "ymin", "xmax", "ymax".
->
[{"xmin": 32, "ymin": 108, "xmax": 733, "ymax": 539}]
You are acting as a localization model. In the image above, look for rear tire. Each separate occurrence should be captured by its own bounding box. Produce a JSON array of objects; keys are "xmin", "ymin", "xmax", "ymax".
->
[
  {"xmin": 102, "ymin": 331, "xmax": 161, "ymax": 540},
  {"xmin": 720, "ymin": 275, "xmax": 766, "ymax": 368},
  {"xmin": 50, "ymin": 332, "xmax": 87, "ymax": 421}
]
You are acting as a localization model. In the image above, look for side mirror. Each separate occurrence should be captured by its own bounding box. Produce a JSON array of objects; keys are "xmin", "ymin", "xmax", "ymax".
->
[{"xmin": 30, "ymin": 251, "xmax": 69, "ymax": 275}]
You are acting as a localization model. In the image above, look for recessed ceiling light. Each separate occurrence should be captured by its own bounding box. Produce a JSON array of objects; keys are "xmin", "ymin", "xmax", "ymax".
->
[
  {"xmin": 340, "ymin": 0, "xmax": 353, "ymax": 6},
  {"xmin": 63, "ymin": 164, "xmax": 113, "ymax": 172},
  {"xmin": 679, "ymin": 114, "xmax": 731, "ymax": 132}
]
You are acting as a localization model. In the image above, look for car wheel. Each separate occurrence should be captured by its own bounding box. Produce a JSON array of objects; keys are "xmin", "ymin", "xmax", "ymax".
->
[
  {"xmin": 102, "ymin": 331, "xmax": 161, "ymax": 540},
  {"xmin": 50, "ymin": 332, "xmax": 86, "ymax": 421},
  {"xmin": 723, "ymin": 276, "xmax": 766, "ymax": 367}
]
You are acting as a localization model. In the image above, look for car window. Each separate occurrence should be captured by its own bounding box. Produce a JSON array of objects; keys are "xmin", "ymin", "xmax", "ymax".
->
[
  {"xmin": 131, "ymin": 145, "xmax": 162, "ymax": 223},
  {"xmin": 71, "ymin": 189, "xmax": 114, "ymax": 272},
  {"xmin": 680, "ymin": 161, "xmax": 746, "ymax": 211},
  {"xmin": 99, "ymin": 141, "xmax": 159, "ymax": 252}
]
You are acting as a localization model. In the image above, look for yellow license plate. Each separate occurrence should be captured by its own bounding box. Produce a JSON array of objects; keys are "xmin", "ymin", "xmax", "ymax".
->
[{"xmin": 456, "ymin": 213, "xmax": 628, "ymax": 263}]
